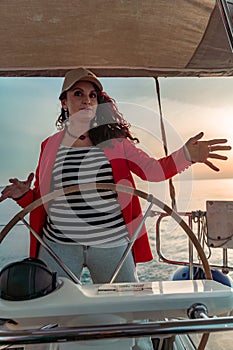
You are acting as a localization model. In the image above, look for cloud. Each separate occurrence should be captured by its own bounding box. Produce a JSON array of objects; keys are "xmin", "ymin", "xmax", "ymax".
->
[
  {"xmin": 159, "ymin": 77, "xmax": 233, "ymax": 108},
  {"xmin": 101, "ymin": 77, "xmax": 156, "ymax": 106}
]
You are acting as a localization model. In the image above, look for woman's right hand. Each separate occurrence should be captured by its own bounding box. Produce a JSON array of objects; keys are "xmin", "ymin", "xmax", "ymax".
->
[{"xmin": 0, "ymin": 173, "xmax": 34, "ymax": 202}]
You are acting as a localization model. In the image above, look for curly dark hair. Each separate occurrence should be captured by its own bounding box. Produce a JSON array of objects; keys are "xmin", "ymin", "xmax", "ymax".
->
[{"xmin": 56, "ymin": 87, "xmax": 139, "ymax": 146}]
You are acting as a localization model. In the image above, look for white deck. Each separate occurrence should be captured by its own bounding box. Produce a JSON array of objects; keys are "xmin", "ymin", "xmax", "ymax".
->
[{"xmin": 1, "ymin": 279, "xmax": 233, "ymax": 329}]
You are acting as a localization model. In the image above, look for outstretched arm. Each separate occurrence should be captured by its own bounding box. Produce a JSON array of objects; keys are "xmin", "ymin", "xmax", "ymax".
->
[
  {"xmin": 0, "ymin": 173, "xmax": 34, "ymax": 202},
  {"xmin": 184, "ymin": 132, "xmax": 231, "ymax": 171}
]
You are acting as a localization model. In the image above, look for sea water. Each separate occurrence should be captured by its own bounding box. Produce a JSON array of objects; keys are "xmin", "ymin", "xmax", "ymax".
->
[{"xmin": 1, "ymin": 178, "xmax": 233, "ymax": 283}]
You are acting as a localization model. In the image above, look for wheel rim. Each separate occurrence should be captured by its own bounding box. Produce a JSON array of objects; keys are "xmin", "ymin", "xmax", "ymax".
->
[{"xmin": 0, "ymin": 183, "xmax": 212, "ymax": 279}]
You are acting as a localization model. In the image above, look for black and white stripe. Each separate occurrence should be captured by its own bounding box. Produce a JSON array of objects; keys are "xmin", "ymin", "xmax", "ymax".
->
[{"xmin": 43, "ymin": 145, "xmax": 129, "ymax": 246}]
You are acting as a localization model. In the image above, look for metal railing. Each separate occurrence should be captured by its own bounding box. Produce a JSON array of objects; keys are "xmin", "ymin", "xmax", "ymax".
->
[
  {"xmin": 1, "ymin": 315, "xmax": 233, "ymax": 346},
  {"xmin": 155, "ymin": 212, "xmax": 233, "ymax": 274}
]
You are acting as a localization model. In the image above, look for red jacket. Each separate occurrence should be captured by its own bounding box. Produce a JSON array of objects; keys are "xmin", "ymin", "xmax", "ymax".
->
[{"xmin": 17, "ymin": 131, "xmax": 191, "ymax": 263}]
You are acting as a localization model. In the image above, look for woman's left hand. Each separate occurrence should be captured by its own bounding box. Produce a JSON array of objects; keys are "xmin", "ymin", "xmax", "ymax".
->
[{"xmin": 184, "ymin": 132, "xmax": 232, "ymax": 171}]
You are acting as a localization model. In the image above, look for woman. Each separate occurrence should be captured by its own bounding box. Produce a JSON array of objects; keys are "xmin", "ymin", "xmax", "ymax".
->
[{"xmin": 0, "ymin": 67, "xmax": 231, "ymax": 283}]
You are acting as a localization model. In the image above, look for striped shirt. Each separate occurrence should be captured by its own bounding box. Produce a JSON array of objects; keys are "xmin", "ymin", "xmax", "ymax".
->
[{"xmin": 43, "ymin": 145, "xmax": 129, "ymax": 246}]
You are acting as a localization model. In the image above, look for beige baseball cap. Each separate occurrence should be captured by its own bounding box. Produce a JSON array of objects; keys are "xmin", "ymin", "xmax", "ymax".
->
[{"xmin": 59, "ymin": 67, "xmax": 103, "ymax": 99}]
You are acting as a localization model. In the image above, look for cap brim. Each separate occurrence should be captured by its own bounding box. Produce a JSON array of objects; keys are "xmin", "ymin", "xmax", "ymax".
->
[
  {"xmin": 59, "ymin": 75, "xmax": 103, "ymax": 99},
  {"xmin": 78, "ymin": 76, "xmax": 103, "ymax": 91}
]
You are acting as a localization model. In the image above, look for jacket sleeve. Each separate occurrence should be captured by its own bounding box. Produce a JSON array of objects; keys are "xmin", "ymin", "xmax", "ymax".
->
[
  {"xmin": 123, "ymin": 139, "xmax": 192, "ymax": 181},
  {"xmin": 16, "ymin": 139, "xmax": 47, "ymax": 208}
]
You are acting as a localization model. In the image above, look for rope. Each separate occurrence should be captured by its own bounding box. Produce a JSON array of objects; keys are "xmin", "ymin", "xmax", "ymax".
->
[
  {"xmin": 155, "ymin": 78, "xmax": 177, "ymax": 211},
  {"xmin": 192, "ymin": 211, "xmax": 211, "ymax": 260}
]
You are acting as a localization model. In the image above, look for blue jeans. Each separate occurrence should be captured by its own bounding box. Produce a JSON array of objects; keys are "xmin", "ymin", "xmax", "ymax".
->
[{"xmin": 38, "ymin": 236, "xmax": 138, "ymax": 283}]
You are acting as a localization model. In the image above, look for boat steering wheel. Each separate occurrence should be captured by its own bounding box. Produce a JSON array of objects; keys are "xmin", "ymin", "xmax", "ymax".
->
[{"xmin": 0, "ymin": 183, "xmax": 212, "ymax": 281}]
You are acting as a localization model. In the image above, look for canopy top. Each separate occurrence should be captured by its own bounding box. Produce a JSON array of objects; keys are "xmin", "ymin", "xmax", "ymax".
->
[{"xmin": 1, "ymin": 0, "xmax": 233, "ymax": 78}]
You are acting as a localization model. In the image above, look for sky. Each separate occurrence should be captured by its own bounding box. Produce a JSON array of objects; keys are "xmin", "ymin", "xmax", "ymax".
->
[{"xmin": 0, "ymin": 76, "xmax": 233, "ymax": 187}]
